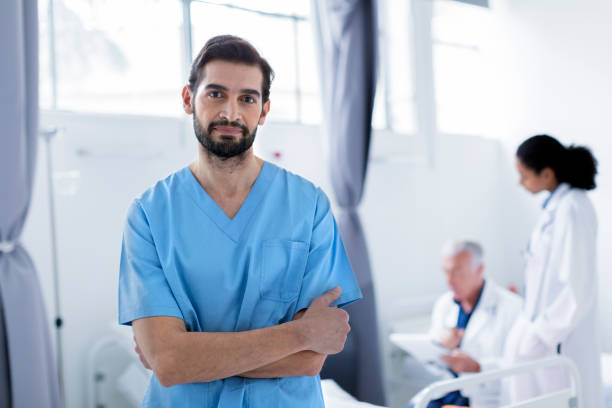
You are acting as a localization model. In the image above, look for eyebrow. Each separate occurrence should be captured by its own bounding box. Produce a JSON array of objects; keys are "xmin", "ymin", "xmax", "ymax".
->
[{"xmin": 205, "ymin": 83, "xmax": 261, "ymax": 98}]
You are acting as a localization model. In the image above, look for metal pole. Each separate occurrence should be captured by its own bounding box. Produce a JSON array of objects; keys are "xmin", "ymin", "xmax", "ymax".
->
[{"xmin": 41, "ymin": 128, "xmax": 65, "ymax": 407}]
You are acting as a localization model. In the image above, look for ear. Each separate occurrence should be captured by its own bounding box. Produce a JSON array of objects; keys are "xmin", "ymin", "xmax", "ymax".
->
[
  {"xmin": 258, "ymin": 100, "xmax": 270, "ymax": 126},
  {"xmin": 541, "ymin": 166, "xmax": 555, "ymax": 181},
  {"xmin": 476, "ymin": 263, "xmax": 484, "ymax": 277},
  {"xmin": 182, "ymin": 85, "xmax": 194, "ymax": 115}
]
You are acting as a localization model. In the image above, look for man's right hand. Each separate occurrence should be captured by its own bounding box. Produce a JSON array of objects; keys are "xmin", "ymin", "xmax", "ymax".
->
[
  {"xmin": 299, "ymin": 287, "xmax": 350, "ymax": 355},
  {"xmin": 438, "ymin": 327, "xmax": 464, "ymax": 350}
]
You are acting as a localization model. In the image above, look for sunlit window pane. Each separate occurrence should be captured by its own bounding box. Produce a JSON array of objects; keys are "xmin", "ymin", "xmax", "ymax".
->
[
  {"xmin": 385, "ymin": 0, "xmax": 416, "ymax": 134},
  {"xmin": 297, "ymin": 17, "xmax": 321, "ymax": 124},
  {"xmin": 53, "ymin": 0, "xmax": 184, "ymax": 116},
  {"xmin": 434, "ymin": 44, "xmax": 487, "ymax": 135},
  {"xmin": 196, "ymin": 0, "xmax": 309, "ymax": 17},
  {"xmin": 432, "ymin": 0, "xmax": 492, "ymax": 135},
  {"xmin": 190, "ymin": 2, "xmax": 299, "ymax": 122},
  {"xmin": 432, "ymin": 0, "xmax": 487, "ymax": 45}
]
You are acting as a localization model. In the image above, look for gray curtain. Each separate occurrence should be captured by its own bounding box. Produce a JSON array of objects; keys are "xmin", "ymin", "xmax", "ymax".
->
[
  {"xmin": 312, "ymin": 0, "xmax": 385, "ymax": 405},
  {"xmin": 0, "ymin": 0, "xmax": 61, "ymax": 407}
]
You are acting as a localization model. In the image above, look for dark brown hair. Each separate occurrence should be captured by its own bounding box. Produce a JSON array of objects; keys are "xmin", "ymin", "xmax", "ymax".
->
[{"xmin": 188, "ymin": 35, "xmax": 274, "ymax": 104}]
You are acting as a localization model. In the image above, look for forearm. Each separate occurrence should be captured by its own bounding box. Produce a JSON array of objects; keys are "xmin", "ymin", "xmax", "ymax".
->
[
  {"xmin": 239, "ymin": 350, "xmax": 326, "ymax": 378},
  {"xmin": 134, "ymin": 317, "xmax": 308, "ymax": 387}
]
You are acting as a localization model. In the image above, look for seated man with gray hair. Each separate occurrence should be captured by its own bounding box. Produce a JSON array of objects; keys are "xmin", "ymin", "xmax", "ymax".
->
[{"xmin": 425, "ymin": 240, "xmax": 521, "ymax": 408}]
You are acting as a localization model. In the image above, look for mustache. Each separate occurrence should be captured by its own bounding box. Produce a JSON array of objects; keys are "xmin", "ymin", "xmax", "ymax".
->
[{"xmin": 207, "ymin": 120, "xmax": 249, "ymax": 135}]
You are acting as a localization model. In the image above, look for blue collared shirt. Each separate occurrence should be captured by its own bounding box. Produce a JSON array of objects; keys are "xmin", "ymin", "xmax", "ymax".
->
[{"xmin": 454, "ymin": 281, "xmax": 486, "ymax": 335}]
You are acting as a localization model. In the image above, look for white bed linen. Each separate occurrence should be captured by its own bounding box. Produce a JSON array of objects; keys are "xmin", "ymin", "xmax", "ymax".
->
[
  {"xmin": 321, "ymin": 379, "xmax": 387, "ymax": 408},
  {"xmin": 601, "ymin": 353, "xmax": 612, "ymax": 408}
]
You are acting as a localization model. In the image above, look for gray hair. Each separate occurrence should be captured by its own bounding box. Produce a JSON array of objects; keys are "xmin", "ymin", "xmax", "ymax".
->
[{"xmin": 441, "ymin": 239, "xmax": 484, "ymax": 268}]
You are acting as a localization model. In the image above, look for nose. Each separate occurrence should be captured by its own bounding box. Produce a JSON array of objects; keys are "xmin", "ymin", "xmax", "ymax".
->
[{"xmin": 219, "ymin": 99, "xmax": 241, "ymax": 123}]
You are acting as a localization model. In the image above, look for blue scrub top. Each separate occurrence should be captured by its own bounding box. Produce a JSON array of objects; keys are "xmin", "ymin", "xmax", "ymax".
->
[{"xmin": 118, "ymin": 161, "xmax": 362, "ymax": 407}]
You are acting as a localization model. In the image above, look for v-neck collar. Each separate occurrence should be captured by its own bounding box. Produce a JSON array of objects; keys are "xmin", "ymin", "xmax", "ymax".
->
[{"xmin": 180, "ymin": 161, "xmax": 279, "ymax": 243}]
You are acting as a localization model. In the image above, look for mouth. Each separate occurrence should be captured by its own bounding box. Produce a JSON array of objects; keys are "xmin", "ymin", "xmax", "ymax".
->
[{"xmin": 213, "ymin": 126, "xmax": 243, "ymax": 136}]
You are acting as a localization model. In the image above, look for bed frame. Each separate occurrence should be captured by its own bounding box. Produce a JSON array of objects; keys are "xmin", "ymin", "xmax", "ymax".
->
[{"xmin": 410, "ymin": 356, "xmax": 581, "ymax": 408}]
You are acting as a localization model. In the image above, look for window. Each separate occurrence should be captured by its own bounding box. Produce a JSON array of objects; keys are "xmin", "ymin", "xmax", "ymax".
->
[
  {"xmin": 40, "ymin": 0, "xmax": 184, "ymax": 117},
  {"xmin": 39, "ymin": 0, "xmax": 320, "ymax": 122},
  {"xmin": 432, "ymin": 0, "xmax": 493, "ymax": 135},
  {"xmin": 376, "ymin": 0, "xmax": 417, "ymax": 134},
  {"xmin": 38, "ymin": 0, "xmax": 491, "ymax": 136},
  {"xmin": 189, "ymin": 1, "xmax": 319, "ymax": 123}
]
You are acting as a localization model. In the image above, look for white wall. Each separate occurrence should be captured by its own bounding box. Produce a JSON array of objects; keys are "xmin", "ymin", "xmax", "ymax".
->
[
  {"xmin": 23, "ymin": 111, "xmax": 194, "ymax": 408},
  {"xmin": 489, "ymin": 0, "xmax": 612, "ymax": 352}
]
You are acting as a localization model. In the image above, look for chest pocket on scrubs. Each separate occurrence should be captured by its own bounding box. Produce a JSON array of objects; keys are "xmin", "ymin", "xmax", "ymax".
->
[{"xmin": 260, "ymin": 239, "xmax": 308, "ymax": 302}]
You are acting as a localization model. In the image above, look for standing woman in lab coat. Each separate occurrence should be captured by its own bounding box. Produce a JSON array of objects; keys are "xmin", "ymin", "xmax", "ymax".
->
[{"xmin": 504, "ymin": 134, "xmax": 604, "ymax": 408}]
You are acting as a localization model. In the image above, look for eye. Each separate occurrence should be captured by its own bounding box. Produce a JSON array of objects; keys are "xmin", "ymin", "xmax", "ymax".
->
[
  {"xmin": 208, "ymin": 91, "xmax": 222, "ymax": 98},
  {"xmin": 242, "ymin": 95, "xmax": 256, "ymax": 104}
]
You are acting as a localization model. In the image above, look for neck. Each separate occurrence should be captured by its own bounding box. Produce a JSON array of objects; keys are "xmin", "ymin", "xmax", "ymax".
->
[
  {"xmin": 546, "ymin": 180, "xmax": 561, "ymax": 193},
  {"xmin": 190, "ymin": 146, "xmax": 262, "ymax": 197},
  {"xmin": 460, "ymin": 280, "xmax": 484, "ymax": 314}
]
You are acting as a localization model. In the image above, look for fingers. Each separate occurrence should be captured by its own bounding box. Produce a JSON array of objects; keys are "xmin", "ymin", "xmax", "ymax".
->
[
  {"xmin": 311, "ymin": 286, "xmax": 342, "ymax": 307},
  {"xmin": 292, "ymin": 309, "xmax": 306, "ymax": 320},
  {"xmin": 452, "ymin": 327, "xmax": 464, "ymax": 338},
  {"xmin": 440, "ymin": 354, "xmax": 452, "ymax": 364},
  {"xmin": 344, "ymin": 311, "xmax": 351, "ymax": 325}
]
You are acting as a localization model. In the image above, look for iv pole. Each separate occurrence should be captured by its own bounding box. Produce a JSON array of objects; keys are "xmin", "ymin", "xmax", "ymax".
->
[
  {"xmin": 40, "ymin": 127, "xmax": 65, "ymax": 407},
  {"xmin": 43, "ymin": 0, "xmax": 65, "ymax": 404}
]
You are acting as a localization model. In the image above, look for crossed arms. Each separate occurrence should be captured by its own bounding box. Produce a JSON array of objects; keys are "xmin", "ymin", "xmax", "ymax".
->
[{"xmin": 132, "ymin": 287, "xmax": 349, "ymax": 387}]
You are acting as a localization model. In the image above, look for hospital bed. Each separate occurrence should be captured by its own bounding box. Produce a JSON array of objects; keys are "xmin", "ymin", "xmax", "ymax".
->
[
  {"xmin": 410, "ymin": 356, "xmax": 581, "ymax": 408},
  {"xmin": 87, "ymin": 326, "xmax": 592, "ymax": 408}
]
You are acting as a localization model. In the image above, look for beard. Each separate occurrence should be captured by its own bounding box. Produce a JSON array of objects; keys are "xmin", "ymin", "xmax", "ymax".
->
[{"xmin": 193, "ymin": 114, "xmax": 257, "ymax": 159}]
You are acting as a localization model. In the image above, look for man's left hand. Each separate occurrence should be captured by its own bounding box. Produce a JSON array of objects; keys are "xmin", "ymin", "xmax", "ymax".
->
[{"xmin": 440, "ymin": 349, "xmax": 480, "ymax": 373}]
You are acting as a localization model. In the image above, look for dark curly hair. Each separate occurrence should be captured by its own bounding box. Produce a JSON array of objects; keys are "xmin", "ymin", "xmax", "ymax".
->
[{"xmin": 516, "ymin": 134, "xmax": 598, "ymax": 190}]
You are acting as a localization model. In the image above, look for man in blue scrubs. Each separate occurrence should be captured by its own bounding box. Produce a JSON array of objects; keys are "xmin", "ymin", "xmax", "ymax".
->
[{"xmin": 118, "ymin": 35, "xmax": 362, "ymax": 407}]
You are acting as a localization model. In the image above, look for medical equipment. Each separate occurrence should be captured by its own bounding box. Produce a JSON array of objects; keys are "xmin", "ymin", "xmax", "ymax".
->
[
  {"xmin": 86, "ymin": 324, "xmax": 151, "ymax": 408},
  {"xmin": 411, "ymin": 356, "xmax": 581, "ymax": 408},
  {"xmin": 601, "ymin": 353, "xmax": 612, "ymax": 407}
]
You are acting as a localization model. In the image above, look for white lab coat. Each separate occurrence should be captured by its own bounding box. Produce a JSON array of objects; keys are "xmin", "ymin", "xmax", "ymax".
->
[
  {"xmin": 429, "ymin": 280, "xmax": 522, "ymax": 407},
  {"xmin": 503, "ymin": 183, "xmax": 604, "ymax": 408}
]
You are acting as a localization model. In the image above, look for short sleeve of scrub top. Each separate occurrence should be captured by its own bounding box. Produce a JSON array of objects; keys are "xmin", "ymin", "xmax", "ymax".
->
[
  {"xmin": 294, "ymin": 189, "xmax": 362, "ymax": 313},
  {"xmin": 118, "ymin": 200, "xmax": 183, "ymax": 325}
]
